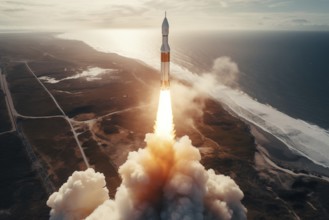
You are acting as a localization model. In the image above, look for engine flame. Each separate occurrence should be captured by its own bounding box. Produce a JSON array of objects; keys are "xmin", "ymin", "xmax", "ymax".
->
[{"xmin": 154, "ymin": 89, "xmax": 175, "ymax": 140}]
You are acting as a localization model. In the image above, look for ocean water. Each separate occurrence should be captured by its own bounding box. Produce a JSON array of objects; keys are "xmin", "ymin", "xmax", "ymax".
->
[{"xmin": 58, "ymin": 30, "xmax": 329, "ymax": 168}]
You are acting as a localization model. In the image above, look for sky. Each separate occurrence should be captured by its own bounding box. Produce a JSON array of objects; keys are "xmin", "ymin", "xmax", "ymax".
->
[{"xmin": 1, "ymin": 0, "xmax": 329, "ymax": 31}]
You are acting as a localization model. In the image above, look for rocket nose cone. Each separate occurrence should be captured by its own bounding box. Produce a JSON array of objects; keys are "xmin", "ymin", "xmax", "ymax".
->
[
  {"xmin": 162, "ymin": 17, "xmax": 169, "ymax": 35},
  {"xmin": 162, "ymin": 17, "xmax": 169, "ymax": 27}
]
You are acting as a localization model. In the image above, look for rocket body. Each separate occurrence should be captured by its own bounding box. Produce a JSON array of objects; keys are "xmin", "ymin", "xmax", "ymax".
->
[{"xmin": 161, "ymin": 16, "xmax": 170, "ymax": 89}]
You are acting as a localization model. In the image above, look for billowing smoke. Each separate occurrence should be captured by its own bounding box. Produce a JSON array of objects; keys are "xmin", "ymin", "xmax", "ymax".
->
[
  {"xmin": 47, "ymin": 168, "xmax": 109, "ymax": 220},
  {"xmin": 173, "ymin": 56, "xmax": 239, "ymax": 91},
  {"xmin": 47, "ymin": 134, "xmax": 246, "ymax": 220},
  {"xmin": 211, "ymin": 56, "xmax": 239, "ymax": 87},
  {"xmin": 47, "ymin": 55, "xmax": 246, "ymax": 219},
  {"xmin": 171, "ymin": 82, "xmax": 205, "ymax": 127},
  {"xmin": 170, "ymin": 56, "xmax": 239, "ymax": 126}
]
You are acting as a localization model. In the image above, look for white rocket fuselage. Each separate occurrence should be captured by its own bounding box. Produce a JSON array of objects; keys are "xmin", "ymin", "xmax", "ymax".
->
[{"xmin": 161, "ymin": 16, "xmax": 170, "ymax": 89}]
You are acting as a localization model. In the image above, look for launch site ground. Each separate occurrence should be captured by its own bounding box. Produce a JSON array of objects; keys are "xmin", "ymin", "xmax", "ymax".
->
[{"xmin": 1, "ymin": 33, "xmax": 329, "ymax": 219}]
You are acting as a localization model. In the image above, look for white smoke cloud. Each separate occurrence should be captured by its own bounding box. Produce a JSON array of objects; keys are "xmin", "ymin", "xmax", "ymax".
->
[
  {"xmin": 173, "ymin": 56, "xmax": 239, "ymax": 91},
  {"xmin": 47, "ymin": 56, "xmax": 245, "ymax": 219},
  {"xmin": 171, "ymin": 82, "xmax": 205, "ymax": 127},
  {"xmin": 48, "ymin": 134, "xmax": 246, "ymax": 220},
  {"xmin": 47, "ymin": 168, "xmax": 109, "ymax": 220},
  {"xmin": 211, "ymin": 56, "xmax": 239, "ymax": 87},
  {"xmin": 170, "ymin": 56, "xmax": 239, "ymax": 126}
]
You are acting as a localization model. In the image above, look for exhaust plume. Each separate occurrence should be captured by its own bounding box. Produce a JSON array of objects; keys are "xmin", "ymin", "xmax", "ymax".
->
[
  {"xmin": 47, "ymin": 168, "xmax": 109, "ymax": 220},
  {"xmin": 47, "ymin": 58, "xmax": 246, "ymax": 220},
  {"xmin": 48, "ymin": 134, "xmax": 246, "ymax": 220}
]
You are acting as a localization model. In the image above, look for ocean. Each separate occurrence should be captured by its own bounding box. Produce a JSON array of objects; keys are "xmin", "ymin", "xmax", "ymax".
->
[{"xmin": 58, "ymin": 29, "xmax": 329, "ymax": 169}]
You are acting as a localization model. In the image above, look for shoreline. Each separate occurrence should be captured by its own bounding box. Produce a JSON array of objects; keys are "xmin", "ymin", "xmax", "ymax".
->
[
  {"xmin": 218, "ymin": 97, "xmax": 329, "ymax": 179},
  {"xmin": 4, "ymin": 31, "xmax": 327, "ymax": 179},
  {"xmin": 251, "ymin": 125, "xmax": 329, "ymax": 179},
  {"xmin": 1, "ymin": 32, "xmax": 329, "ymax": 219},
  {"xmin": 56, "ymin": 30, "xmax": 329, "ymax": 171},
  {"xmin": 56, "ymin": 31, "xmax": 329, "ymax": 179}
]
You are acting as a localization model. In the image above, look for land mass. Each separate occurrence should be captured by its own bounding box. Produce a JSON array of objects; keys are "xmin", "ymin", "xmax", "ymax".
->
[{"xmin": 0, "ymin": 33, "xmax": 329, "ymax": 220}]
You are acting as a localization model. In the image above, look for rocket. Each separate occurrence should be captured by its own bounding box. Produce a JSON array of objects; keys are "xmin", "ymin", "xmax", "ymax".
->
[{"xmin": 160, "ymin": 13, "xmax": 170, "ymax": 89}]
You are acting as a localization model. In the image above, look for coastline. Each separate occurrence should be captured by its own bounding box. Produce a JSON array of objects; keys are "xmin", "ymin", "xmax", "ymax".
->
[
  {"xmin": 58, "ymin": 30, "xmax": 329, "ymax": 170},
  {"xmin": 1, "ymin": 32, "xmax": 329, "ymax": 219},
  {"xmin": 251, "ymin": 125, "xmax": 329, "ymax": 179},
  {"xmin": 55, "ymin": 32, "xmax": 329, "ymax": 217}
]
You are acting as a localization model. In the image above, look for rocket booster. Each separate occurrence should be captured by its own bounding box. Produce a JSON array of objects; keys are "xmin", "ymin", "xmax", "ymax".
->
[{"xmin": 161, "ymin": 14, "xmax": 170, "ymax": 89}]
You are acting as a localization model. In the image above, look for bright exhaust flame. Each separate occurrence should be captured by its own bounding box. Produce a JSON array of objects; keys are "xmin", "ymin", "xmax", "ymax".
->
[{"xmin": 154, "ymin": 89, "xmax": 175, "ymax": 140}]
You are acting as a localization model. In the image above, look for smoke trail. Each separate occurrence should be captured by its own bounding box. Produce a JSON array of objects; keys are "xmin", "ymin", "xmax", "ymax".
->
[
  {"xmin": 211, "ymin": 56, "xmax": 239, "ymax": 87},
  {"xmin": 47, "ymin": 134, "xmax": 246, "ymax": 220}
]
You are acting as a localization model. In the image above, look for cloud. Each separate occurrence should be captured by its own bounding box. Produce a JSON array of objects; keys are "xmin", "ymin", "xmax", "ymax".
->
[
  {"xmin": 157, "ymin": 56, "xmax": 239, "ymax": 132},
  {"xmin": 268, "ymin": 0, "xmax": 292, "ymax": 8},
  {"xmin": 0, "ymin": 0, "xmax": 329, "ymax": 31},
  {"xmin": 219, "ymin": 1, "xmax": 229, "ymax": 8},
  {"xmin": 173, "ymin": 56, "xmax": 240, "ymax": 92},
  {"xmin": 211, "ymin": 57, "xmax": 239, "ymax": 86},
  {"xmin": 171, "ymin": 82, "xmax": 205, "ymax": 127},
  {"xmin": 48, "ymin": 134, "xmax": 247, "ymax": 219},
  {"xmin": 47, "ymin": 168, "xmax": 109, "ymax": 220},
  {"xmin": 2, "ymin": 8, "xmax": 25, "ymax": 12},
  {"xmin": 5, "ymin": 0, "xmax": 52, "ymax": 7},
  {"xmin": 262, "ymin": 16, "xmax": 271, "ymax": 20},
  {"xmin": 291, "ymin": 18, "xmax": 308, "ymax": 24},
  {"xmin": 86, "ymin": 4, "xmax": 151, "ymax": 28},
  {"xmin": 169, "ymin": 56, "xmax": 239, "ymax": 130},
  {"xmin": 46, "ymin": 55, "xmax": 243, "ymax": 220}
]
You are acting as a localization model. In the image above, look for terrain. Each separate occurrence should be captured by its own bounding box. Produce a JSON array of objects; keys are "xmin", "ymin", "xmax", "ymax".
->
[{"xmin": 0, "ymin": 33, "xmax": 329, "ymax": 219}]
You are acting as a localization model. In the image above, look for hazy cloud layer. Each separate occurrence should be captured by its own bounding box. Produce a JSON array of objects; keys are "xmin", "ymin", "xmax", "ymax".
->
[
  {"xmin": 0, "ymin": 0, "xmax": 329, "ymax": 31},
  {"xmin": 291, "ymin": 18, "xmax": 308, "ymax": 24}
]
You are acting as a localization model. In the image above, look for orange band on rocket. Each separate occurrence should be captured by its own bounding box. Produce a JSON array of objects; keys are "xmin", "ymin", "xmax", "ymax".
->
[{"xmin": 161, "ymin": 53, "xmax": 170, "ymax": 62}]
